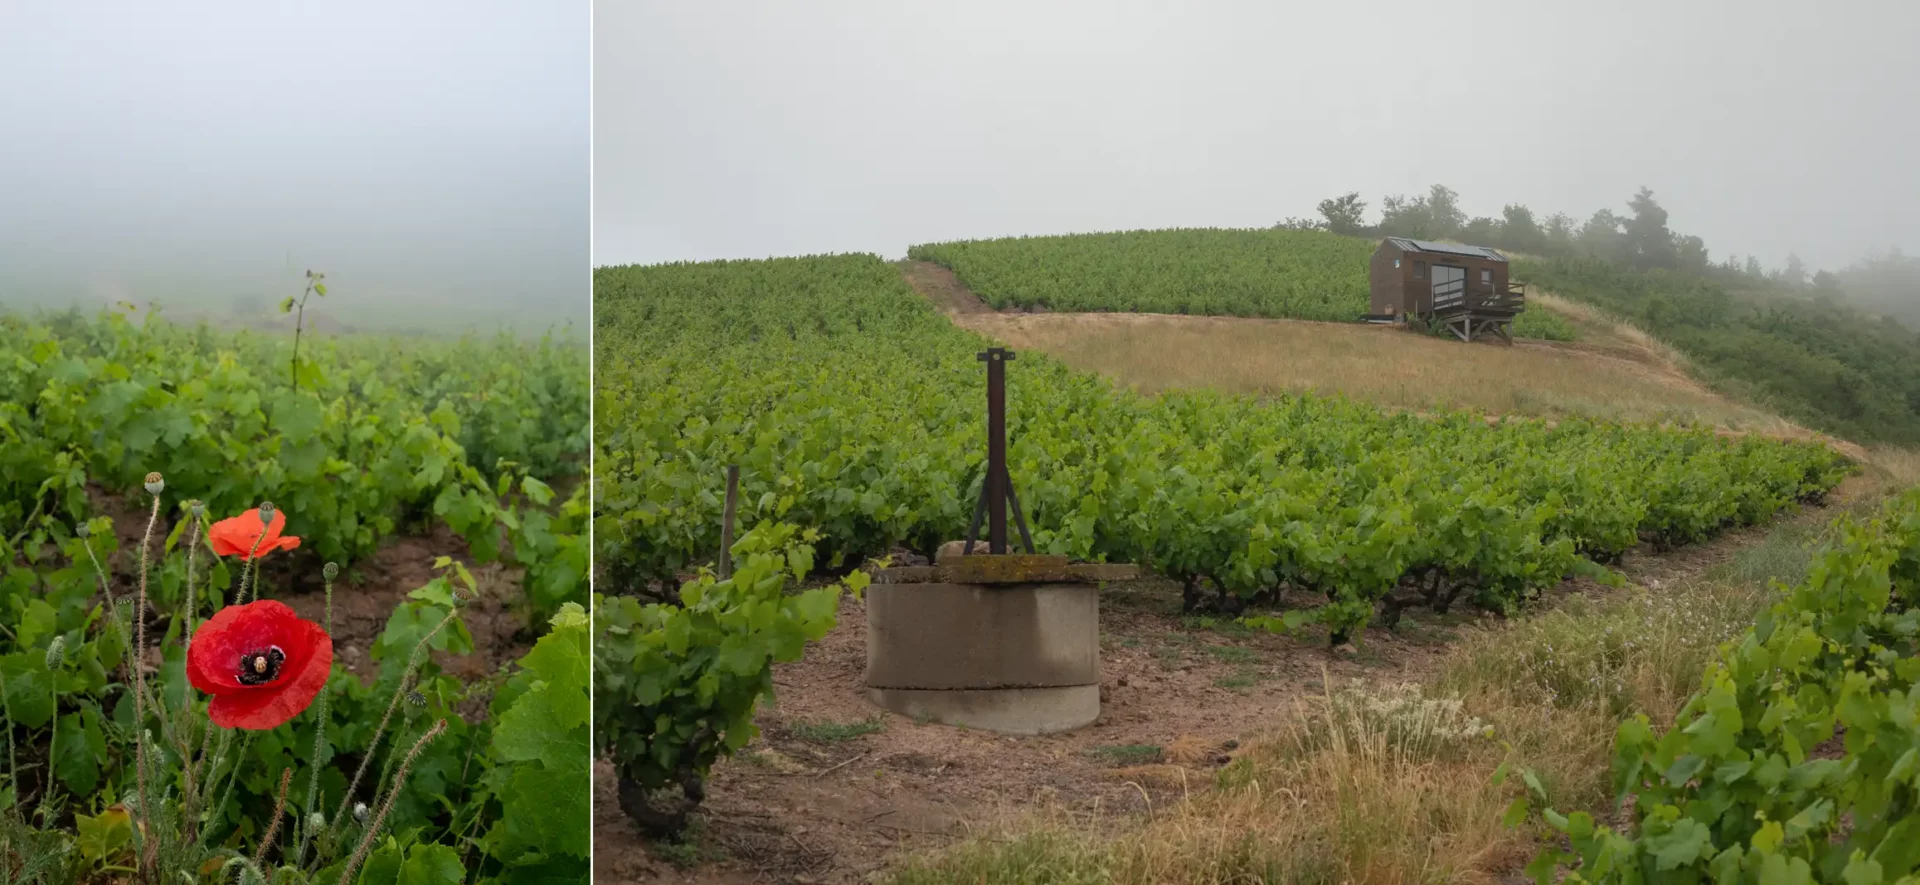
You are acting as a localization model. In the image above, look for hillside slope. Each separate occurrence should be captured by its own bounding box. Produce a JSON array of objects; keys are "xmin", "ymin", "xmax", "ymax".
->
[
  {"xmin": 908, "ymin": 228, "xmax": 1575, "ymax": 340},
  {"xmin": 902, "ymin": 261, "xmax": 1845, "ymax": 450}
]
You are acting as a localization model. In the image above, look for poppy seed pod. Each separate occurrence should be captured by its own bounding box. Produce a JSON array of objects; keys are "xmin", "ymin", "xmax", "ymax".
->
[
  {"xmin": 354, "ymin": 802, "xmax": 369, "ymax": 823},
  {"xmin": 256, "ymin": 502, "xmax": 276, "ymax": 526},
  {"xmin": 144, "ymin": 472, "xmax": 164, "ymax": 496},
  {"xmin": 190, "ymin": 500, "xmax": 206, "ymax": 519},
  {"xmin": 323, "ymin": 562, "xmax": 339, "ymax": 581},
  {"xmin": 76, "ymin": 522, "xmax": 91, "ymax": 538}
]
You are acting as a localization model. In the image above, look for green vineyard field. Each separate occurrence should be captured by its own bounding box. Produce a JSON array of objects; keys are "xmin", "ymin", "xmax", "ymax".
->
[
  {"xmin": 1, "ymin": 306, "xmax": 590, "ymax": 883},
  {"xmin": 907, "ymin": 228, "xmax": 1574, "ymax": 339},
  {"xmin": 596, "ymin": 252, "xmax": 1848, "ymax": 642}
]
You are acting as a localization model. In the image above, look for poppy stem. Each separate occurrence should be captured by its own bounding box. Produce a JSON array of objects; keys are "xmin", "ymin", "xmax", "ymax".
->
[
  {"xmin": 293, "ymin": 567, "xmax": 336, "ymax": 868},
  {"xmin": 131, "ymin": 491, "xmax": 159, "ymax": 881},
  {"xmin": 182, "ymin": 712, "xmax": 218, "ymax": 843},
  {"xmin": 182, "ymin": 510, "xmax": 203, "ymax": 640},
  {"xmin": 206, "ymin": 731, "xmax": 253, "ymax": 849},
  {"xmin": 337, "ymin": 719, "xmax": 445, "ymax": 885},
  {"xmin": 0, "ymin": 670, "xmax": 14, "ymax": 810},
  {"xmin": 253, "ymin": 766, "xmax": 293, "ymax": 870},
  {"xmin": 232, "ymin": 530, "xmax": 268, "ymax": 607},
  {"xmin": 326, "ymin": 605, "xmax": 458, "ymax": 852}
]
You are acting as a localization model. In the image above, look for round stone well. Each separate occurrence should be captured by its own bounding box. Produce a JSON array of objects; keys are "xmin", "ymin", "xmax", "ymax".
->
[{"xmin": 864, "ymin": 552, "xmax": 1137, "ymax": 736}]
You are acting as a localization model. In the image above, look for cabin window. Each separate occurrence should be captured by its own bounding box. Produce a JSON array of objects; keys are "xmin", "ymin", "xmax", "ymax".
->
[
  {"xmin": 1393, "ymin": 259, "xmax": 1401, "ymax": 268},
  {"xmin": 1481, "ymin": 269, "xmax": 1492, "ymax": 283},
  {"xmin": 1413, "ymin": 261, "xmax": 1426, "ymax": 279}
]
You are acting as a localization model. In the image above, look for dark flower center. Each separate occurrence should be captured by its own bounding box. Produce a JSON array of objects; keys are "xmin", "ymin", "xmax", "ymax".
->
[{"xmin": 237, "ymin": 646, "xmax": 287, "ymax": 686}]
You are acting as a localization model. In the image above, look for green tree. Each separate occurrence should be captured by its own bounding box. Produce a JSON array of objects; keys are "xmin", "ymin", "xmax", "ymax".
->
[
  {"xmin": 1676, "ymin": 234, "xmax": 1710, "ymax": 273},
  {"xmin": 1781, "ymin": 252, "xmax": 1808, "ymax": 287},
  {"xmin": 1622, "ymin": 187, "xmax": 1677, "ymax": 269},
  {"xmin": 1499, "ymin": 204, "xmax": 1547, "ymax": 254},
  {"xmin": 1314, "ymin": 192, "xmax": 1369, "ymax": 235},
  {"xmin": 1377, "ymin": 184, "xmax": 1465, "ymax": 240},
  {"xmin": 1543, "ymin": 212, "xmax": 1577, "ymax": 254},
  {"xmin": 1579, "ymin": 209, "xmax": 1627, "ymax": 261},
  {"xmin": 1425, "ymin": 184, "xmax": 1466, "ymax": 237}
]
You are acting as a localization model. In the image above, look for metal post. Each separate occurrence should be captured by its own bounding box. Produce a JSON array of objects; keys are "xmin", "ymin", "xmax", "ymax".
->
[
  {"xmin": 978, "ymin": 348, "xmax": 1014, "ymax": 554},
  {"xmin": 718, "ymin": 465, "xmax": 739, "ymax": 580}
]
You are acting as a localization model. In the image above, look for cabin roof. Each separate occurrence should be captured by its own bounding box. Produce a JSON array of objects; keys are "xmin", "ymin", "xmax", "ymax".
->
[{"xmin": 1384, "ymin": 237, "xmax": 1508, "ymax": 262}]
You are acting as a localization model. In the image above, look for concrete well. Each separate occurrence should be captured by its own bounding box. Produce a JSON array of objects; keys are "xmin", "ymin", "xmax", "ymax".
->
[{"xmin": 864, "ymin": 554, "xmax": 1135, "ymax": 736}]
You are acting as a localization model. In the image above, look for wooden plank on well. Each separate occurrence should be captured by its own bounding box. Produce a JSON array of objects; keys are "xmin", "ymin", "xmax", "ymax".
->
[{"xmin": 872, "ymin": 555, "xmax": 1139, "ymax": 585}]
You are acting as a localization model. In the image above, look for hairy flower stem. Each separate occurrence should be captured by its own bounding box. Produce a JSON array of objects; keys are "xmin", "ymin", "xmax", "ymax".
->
[
  {"xmin": 200, "ymin": 731, "xmax": 253, "ymax": 851},
  {"xmin": 182, "ymin": 512, "xmax": 204, "ymax": 638},
  {"xmin": 253, "ymin": 767, "xmax": 293, "ymax": 870},
  {"xmin": 80, "ymin": 540, "xmax": 121, "ymax": 644},
  {"xmin": 132, "ymin": 492, "xmax": 160, "ymax": 880},
  {"xmin": 292, "ymin": 569, "xmax": 336, "ymax": 867},
  {"xmin": 232, "ymin": 531, "xmax": 268, "ymax": 607},
  {"xmin": 40, "ymin": 678, "xmax": 54, "ymax": 819},
  {"xmin": 0, "ymin": 671, "xmax": 15, "ymax": 806},
  {"xmin": 325, "ymin": 606, "xmax": 458, "ymax": 852},
  {"xmin": 337, "ymin": 720, "xmax": 446, "ymax": 885}
]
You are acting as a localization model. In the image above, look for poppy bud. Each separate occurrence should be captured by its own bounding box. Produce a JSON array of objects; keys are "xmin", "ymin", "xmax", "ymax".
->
[
  {"xmin": 144, "ymin": 472, "xmax": 164, "ymax": 496},
  {"xmin": 45, "ymin": 637, "xmax": 66, "ymax": 669},
  {"xmin": 76, "ymin": 522, "xmax": 91, "ymax": 538},
  {"xmin": 308, "ymin": 812, "xmax": 326, "ymax": 830},
  {"xmin": 353, "ymin": 802, "xmax": 369, "ymax": 824},
  {"xmin": 323, "ymin": 562, "xmax": 339, "ymax": 581},
  {"xmin": 257, "ymin": 502, "xmax": 276, "ymax": 526}
]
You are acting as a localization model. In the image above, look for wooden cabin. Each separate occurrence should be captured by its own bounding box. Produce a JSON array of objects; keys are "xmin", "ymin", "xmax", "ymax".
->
[{"xmin": 1367, "ymin": 238, "xmax": 1526, "ymax": 343}]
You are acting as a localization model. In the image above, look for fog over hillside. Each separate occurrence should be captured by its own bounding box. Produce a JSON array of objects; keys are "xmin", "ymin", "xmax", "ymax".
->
[
  {"xmin": 595, "ymin": 0, "xmax": 1917, "ymax": 279},
  {"xmin": 0, "ymin": 1, "xmax": 588, "ymax": 333}
]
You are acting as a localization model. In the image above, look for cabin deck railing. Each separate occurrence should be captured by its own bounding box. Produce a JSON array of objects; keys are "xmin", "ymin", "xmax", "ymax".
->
[{"xmin": 1430, "ymin": 280, "xmax": 1524, "ymax": 316}]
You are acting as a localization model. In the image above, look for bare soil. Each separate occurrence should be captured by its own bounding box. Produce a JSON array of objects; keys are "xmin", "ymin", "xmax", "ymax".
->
[
  {"xmin": 897, "ymin": 261, "xmax": 992, "ymax": 315},
  {"xmin": 83, "ymin": 486, "xmax": 529, "ymax": 703},
  {"xmin": 594, "ymin": 516, "xmax": 1792, "ymax": 884},
  {"xmin": 272, "ymin": 524, "xmax": 532, "ymax": 688}
]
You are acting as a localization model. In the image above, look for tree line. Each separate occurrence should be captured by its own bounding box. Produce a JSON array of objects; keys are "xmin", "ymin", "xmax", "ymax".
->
[
  {"xmin": 1279, "ymin": 185, "xmax": 1920, "ymax": 444},
  {"xmin": 1277, "ymin": 184, "xmax": 1838, "ymax": 290}
]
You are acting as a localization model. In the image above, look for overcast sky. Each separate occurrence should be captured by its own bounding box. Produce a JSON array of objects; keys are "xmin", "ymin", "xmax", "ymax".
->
[
  {"xmin": 0, "ymin": 1, "xmax": 588, "ymax": 331},
  {"xmin": 595, "ymin": 0, "xmax": 1918, "ymax": 274}
]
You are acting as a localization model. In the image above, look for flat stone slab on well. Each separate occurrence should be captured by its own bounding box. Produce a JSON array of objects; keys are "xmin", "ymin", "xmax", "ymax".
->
[
  {"xmin": 865, "ymin": 582, "xmax": 1099, "ymax": 690},
  {"xmin": 874, "ymin": 556, "xmax": 1139, "ymax": 586},
  {"xmin": 869, "ymin": 685, "xmax": 1099, "ymax": 736}
]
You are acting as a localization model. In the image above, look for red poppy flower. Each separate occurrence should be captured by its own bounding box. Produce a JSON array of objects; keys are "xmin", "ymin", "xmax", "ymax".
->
[
  {"xmin": 208, "ymin": 508, "xmax": 302, "ymax": 560},
  {"xmin": 186, "ymin": 600, "xmax": 332, "ymax": 730}
]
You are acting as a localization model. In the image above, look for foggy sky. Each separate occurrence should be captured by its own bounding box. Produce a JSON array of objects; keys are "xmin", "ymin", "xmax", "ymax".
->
[
  {"xmin": 595, "ymin": 0, "xmax": 1919, "ymax": 274},
  {"xmin": 0, "ymin": 2, "xmax": 588, "ymax": 332}
]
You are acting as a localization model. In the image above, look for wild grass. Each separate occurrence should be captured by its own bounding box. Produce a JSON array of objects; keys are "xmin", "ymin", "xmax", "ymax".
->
[
  {"xmin": 955, "ymin": 310, "xmax": 1801, "ymax": 435},
  {"xmin": 884, "ymin": 498, "xmax": 1853, "ymax": 885}
]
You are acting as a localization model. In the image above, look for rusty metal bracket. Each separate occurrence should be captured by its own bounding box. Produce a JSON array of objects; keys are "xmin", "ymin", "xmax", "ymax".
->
[{"xmin": 964, "ymin": 347, "xmax": 1036, "ymax": 555}]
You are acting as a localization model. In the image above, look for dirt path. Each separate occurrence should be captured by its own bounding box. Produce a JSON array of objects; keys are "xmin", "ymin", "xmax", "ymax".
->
[
  {"xmin": 898, "ymin": 261, "xmax": 992, "ymax": 315},
  {"xmin": 593, "ymin": 510, "xmax": 1803, "ymax": 884}
]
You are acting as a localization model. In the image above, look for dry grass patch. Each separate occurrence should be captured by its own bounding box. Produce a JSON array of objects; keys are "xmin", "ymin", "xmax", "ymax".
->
[
  {"xmin": 886, "ymin": 498, "xmax": 1862, "ymax": 885},
  {"xmin": 959, "ymin": 311, "xmax": 1797, "ymax": 433},
  {"xmin": 888, "ymin": 677, "xmax": 1547, "ymax": 885}
]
